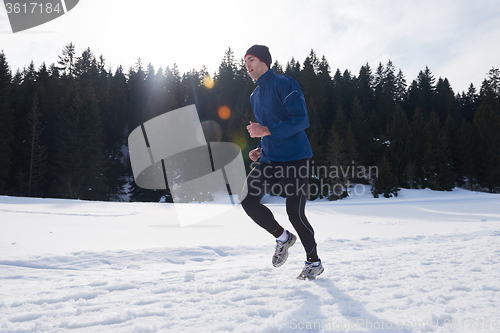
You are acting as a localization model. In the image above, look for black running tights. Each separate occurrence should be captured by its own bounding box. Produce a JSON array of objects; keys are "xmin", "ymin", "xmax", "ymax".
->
[{"xmin": 241, "ymin": 159, "xmax": 319, "ymax": 262}]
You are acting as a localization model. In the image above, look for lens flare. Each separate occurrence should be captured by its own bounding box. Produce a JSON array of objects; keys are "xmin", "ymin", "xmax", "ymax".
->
[
  {"xmin": 201, "ymin": 120, "xmax": 223, "ymax": 142},
  {"xmin": 218, "ymin": 105, "xmax": 231, "ymax": 120},
  {"xmin": 232, "ymin": 134, "xmax": 247, "ymax": 151},
  {"xmin": 203, "ymin": 75, "xmax": 214, "ymax": 89}
]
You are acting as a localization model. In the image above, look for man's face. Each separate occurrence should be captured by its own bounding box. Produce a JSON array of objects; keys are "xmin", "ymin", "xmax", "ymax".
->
[{"xmin": 245, "ymin": 55, "xmax": 268, "ymax": 80}]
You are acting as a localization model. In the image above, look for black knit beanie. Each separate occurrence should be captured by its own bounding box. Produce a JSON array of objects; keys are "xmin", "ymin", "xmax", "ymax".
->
[{"xmin": 245, "ymin": 45, "xmax": 272, "ymax": 69}]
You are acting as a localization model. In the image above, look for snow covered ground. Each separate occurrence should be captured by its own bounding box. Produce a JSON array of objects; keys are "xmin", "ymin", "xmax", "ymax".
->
[{"xmin": 1, "ymin": 186, "xmax": 499, "ymax": 333}]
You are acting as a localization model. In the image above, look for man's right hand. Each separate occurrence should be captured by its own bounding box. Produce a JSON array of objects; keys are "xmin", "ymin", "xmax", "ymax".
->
[{"xmin": 249, "ymin": 147, "xmax": 261, "ymax": 162}]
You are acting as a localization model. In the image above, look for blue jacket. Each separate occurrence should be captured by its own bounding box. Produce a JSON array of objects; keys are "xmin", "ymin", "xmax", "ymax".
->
[{"xmin": 250, "ymin": 69, "xmax": 313, "ymax": 163}]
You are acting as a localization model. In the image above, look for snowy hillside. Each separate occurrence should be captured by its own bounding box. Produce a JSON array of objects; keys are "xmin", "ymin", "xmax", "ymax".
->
[{"xmin": 1, "ymin": 186, "xmax": 499, "ymax": 332}]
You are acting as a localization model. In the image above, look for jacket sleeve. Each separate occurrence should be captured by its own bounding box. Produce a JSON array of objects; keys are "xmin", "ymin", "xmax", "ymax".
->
[{"xmin": 266, "ymin": 79, "xmax": 310, "ymax": 139}]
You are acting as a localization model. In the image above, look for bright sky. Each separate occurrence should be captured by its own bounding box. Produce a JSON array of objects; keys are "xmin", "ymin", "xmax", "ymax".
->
[{"xmin": 1, "ymin": 0, "xmax": 499, "ymax": 93}]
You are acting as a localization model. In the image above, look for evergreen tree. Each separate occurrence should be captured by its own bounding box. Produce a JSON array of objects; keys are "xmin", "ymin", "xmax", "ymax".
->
[
  {"xmin": 107, "ymin": 66, "xmax": 128, "ymax": 149},
  {"xmin": 216, "ymin": 48, "xmax": 237, "ymax": 99},
  {"xmin": 333, "ymin": 105, "xmax": 348, "ymax": 139},
  {"xmin": 127, "ymin": 60, "xmax": 168, "ymax": 203},
  {"xmin": 105, "ymin": 66, "xmax": 129, "ymax": 200},
  {"xmin": 57, "ymin": 42, "xmax": 76, "ymax": 77},
  {"xmin": 459, "ymin": 84, "xmax": 478, "ymax": 122},
  {"xmin": 372, "ymin": 154, "xmax": 400, "ymax": 198},
  {"xmin": 387, "ymin": 105, "xmax": 412, "ymax": 187},
  {"xmin": 228, "ymin": 60, "xmax": 255, "ymax": 160},
  {"xmin": 54, "ymin": 83, "xmax": 107, "ymax": 200},
  {"xmin": 307, "ymin": 98, "xmax": 325, "ymax": 164},
  {"xmin": 373, "ymin": 62, "xmax": 384, "ymax": 96},
  {"xmin": 301, "ymin": 50, "xmax": 327, "ymax": 163},
  {"xmin": 300, "ymin": 50, "xmax": 320, "ymax": 99},
  {"xmin": 127, "ymin": 59, "xmax": 147, "ymax": 132},
  {"xmin": 39, "ymin": 63, "xmax": 65, "ymax": 197},
  {"xmin": 350, "ymin": 96, "xmax": 373, "ymax": 166},
  {"xmin": 410, "ymin": 108, "xmax": 432, "ymax": 188},
  {"xmin": 395, "ymin": 69, "xmax": 407, "ymax": 104},
  {"xmin": 434, "ymin": 77, "xmax": 456, "ymax": 123},
  {"xmin": 165, "ymin": 64, "xmax": 183, "ymax": 112},
  {"xmin": 144, "ymin": 64, "xmax": 166, "ymax": 119},
  {"xmin": 356, "ymin": 63, "xmax": 375, "ymax": 113},
  {"xmin": 427, "ymin": 111, "xmax": 456, "ymax": 191},
  {"xmin": 344, "ymin": 124, "xmax": 357, "ymax": 162},
  {"xmin": 10, "ymin": 61, "xmax": 38, "ymax": 195},
  {"xmin": 473, "ymin": 103, "xmax": 500, "ymax": 192},
  {"xmin": 214, "ymin": 48, "xmax": 238, "ymax": 139},
  {"xmin": 284, "ymin": 57, "xmax": 301, "ymax": 80},
  {"xmin": 486, "ymin": 67, "xmax": 500, "ymax": 96},
  {"xmin": 74, "ymin": 47, "xmax": 99, "ymax": 85},
  {"xmin": 27, "ymin": 94, "xmax": 47, "ymax": 196},
  {"xmin": 457, "ymin": 119, "xmax": 480, "ymax": 190},
  {"xmin": 271, "ymin": 60, "xmax": 283, "ymax": 74},
  {"xmin": 376, "ymin": 60, "xmax": 397, "ymax": 133},
  {"xmin": 0, "ymin": 51, "xmax": 14, "ymax": 193},
  {"xmin": 340, "ymin": 69, "xmax": 354, "ymax": 117},
  {"xmin": 416, "ymin": 66, "xmax": 436, "ymax": 115},
  {"xmin": 479, "ymin": 68, "xmax": 500, "ymax": 115},
  {"xmin": 324, "ymin": 122, "xmax": 349, "ymax": 200},
  {"xmin": 444, "ymin": 113, "xmax": 461, "ymax": 186},
  {"xmin": 318, "ymin": 56, "xmax": 335, "ymax": 128},
  {"xmin": 331, "ymin": 69, "xmax": 346, "ymax": 120}
]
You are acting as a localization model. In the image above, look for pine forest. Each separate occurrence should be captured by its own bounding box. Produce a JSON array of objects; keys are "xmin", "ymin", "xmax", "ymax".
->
[{"xmin": 0, "ymin": 44, "xmax": 499, "ymax": 202}]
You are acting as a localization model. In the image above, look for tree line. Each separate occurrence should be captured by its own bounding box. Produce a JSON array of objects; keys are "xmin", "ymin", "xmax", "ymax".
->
[{"xmin": 0, "ymin": 44, "xmax": 499, "ymax": 202}]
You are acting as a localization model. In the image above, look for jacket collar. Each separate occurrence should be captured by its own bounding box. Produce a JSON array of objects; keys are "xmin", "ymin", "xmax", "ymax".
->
[{"xmin": 256, "ymin": 69, "xmax": 274, "ymax": 87}]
